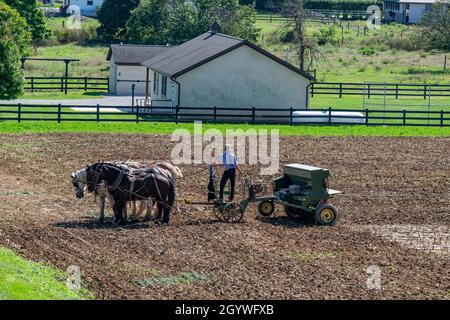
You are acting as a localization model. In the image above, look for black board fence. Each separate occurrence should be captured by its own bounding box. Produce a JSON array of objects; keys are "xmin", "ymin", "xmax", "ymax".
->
[
  {"xmin": 0, "ymin": 104, "xmax": 449, "ymax": 127},
  {"xmin": 22, "ymin": 77, "xmax": 450, "ymax": 99},
  {"xmin": 25, "ymin": 76, "xmax": 109, "ymax": 93},
  {"xmin": 311, "ymin": 82, "xmax": 450, "ymax": 98}
]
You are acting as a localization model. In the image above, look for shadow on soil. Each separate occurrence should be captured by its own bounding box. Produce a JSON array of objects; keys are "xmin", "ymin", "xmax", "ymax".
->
[
  {"xmin": 257, "ymin": 216, "xmax": 314, "ymax": 228},
  {"xmin": 52, "ymin": 218, "xmax": 150, "ymax": 230}
]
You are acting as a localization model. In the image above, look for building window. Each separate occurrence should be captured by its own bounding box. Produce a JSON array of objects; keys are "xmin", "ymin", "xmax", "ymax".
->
[
  {"xmin": 153, "ymin": 72, "xmax": 159, "ymax": 94},
  {"xmin": 161, "ymin": 76, "xmax": 167, "ymax": 97},
  {"xmin": 87, "ymin": 0, "xmax": 94, "ymax": 5}
]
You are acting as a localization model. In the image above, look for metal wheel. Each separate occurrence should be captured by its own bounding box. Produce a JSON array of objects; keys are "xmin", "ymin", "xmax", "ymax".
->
[
  {"xmin": 213, "ymin": 205, "xmax": 225, "ymax": 221},
  {"xmin": 258, "ymin": 200, "xmax": 275, "ymax": 217},
  {"xmin": 315, "ymin": 204, "xmax": 339, "ymax": 226},
  {"xmin": 284, "ymin": 206, "xmax": 310, "ymax": 220},
  {"xmin": 222, "ymin": 202, "xmax": 244, "ymax": 223}
]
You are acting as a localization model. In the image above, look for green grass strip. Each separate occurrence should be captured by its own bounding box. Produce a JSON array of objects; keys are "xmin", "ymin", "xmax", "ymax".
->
[
  {"xmin": 0, "ymin": 247, "xmax": 92, "ymax": 300},
  {"xmin": 0, "ymin": 122, "xmax": 448, "ymax": 137}
]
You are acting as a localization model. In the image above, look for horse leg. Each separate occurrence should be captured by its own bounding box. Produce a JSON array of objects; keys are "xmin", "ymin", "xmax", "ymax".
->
[
  {"xmin": 154, "ymin": 202, "xmax": 163, "ymax": 224},
  {"xmin": 131, "ymin": 201, "xmax": 137, "ymax": 221},
  {"xmin": 137, "ymin": 200, "xmax": 146, "ymax": 219},
  {"xmin": 97, "ymin": 195, "xmax": 105, "ymax": 223},
  {"xmin": 144, "ymin": 198, "xmax": 153, "ymax": 221},
  {"xmin": 113, "ymin": 202, "xmax": 124, "ymax": 226},
  {"xmin": 106, "ymin": 191, "xmax": 116, "ymax": 222},
  {"xmin": 122, "ymin": 203, "xmax": 128, "ymax": 224}
]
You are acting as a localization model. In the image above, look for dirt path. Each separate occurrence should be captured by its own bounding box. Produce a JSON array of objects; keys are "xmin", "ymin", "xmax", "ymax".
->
[{"xmin": 0, "ymin": 134, "xmax": 448, "ymax": 299}]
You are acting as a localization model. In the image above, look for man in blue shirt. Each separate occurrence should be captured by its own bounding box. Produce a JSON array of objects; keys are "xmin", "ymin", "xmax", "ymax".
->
[{"xmin": 218, "ymin": 144, "xmax": 242, "ymax": 201}]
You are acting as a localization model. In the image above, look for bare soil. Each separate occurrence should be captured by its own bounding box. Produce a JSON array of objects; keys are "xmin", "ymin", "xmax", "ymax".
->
[{"xmin": 0, "ymin": 133, "xmax": 449, "ymax": 299}]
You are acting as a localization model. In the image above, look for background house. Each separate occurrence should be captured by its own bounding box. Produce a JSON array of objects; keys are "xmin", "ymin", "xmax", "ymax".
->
[
  {"xmin": 383, "ymin": 0, "xmax": 436, "ymax": 23},
  {"xmin": 63, "ymin": 0, "xmax": 103, "ymax": 17},
  {"xmin": 142, "ymin": 32, "xmax": 313, "ymax": 119},
  {"xmin": 107, "ymin": 44, "xmax": 172, "ymax": 96}
]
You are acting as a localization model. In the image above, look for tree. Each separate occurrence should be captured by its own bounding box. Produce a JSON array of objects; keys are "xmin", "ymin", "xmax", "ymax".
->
[
  {"xmin": 4, "ymin": 0, "xmax": 49, "ymax": 42},
  {"xmin": 126, "ymin": 0, "xmax": 170, "ymax": 44},
  {"xmin": 126, "ymin": 0, "xmax": 260, "ymax": 45},
  {"xmin": 277, "ymin": 0, "xmax": 321, "ymax": 71},
  {"xmin": 97, "ymin": 0, "xmax": 140, "ymax": 42},
  {"xmin": 0, "ymin": 2, "xmax": 31, "ymax": 99},
  {"xmin": 420, "ymin": 0, "xmax": 450, "ymax": 51}
]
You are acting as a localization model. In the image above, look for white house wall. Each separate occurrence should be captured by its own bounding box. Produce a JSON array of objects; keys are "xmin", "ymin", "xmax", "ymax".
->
[
  {"xmin": 114, "ymin": 65, "xmax": 148, "ymax": 96},
  {"xmin": 65, "ymin": 0, "xmax": 103, "ymax": 16},
  {"xmin": 409, "ymin": 4, "xmax": 426, "ymax": 23},
  {"xmin": 173, "ymin": 45, "xmax": 309, "ymax": 120}
]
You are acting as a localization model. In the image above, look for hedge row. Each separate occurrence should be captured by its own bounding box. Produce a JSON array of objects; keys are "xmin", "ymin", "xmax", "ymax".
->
[
  {"xmin": 304, "ymin": 0, "xmax": 381, "ymax": 11},
  {"xmin": 240, "ymin": 0, "xmax": 381, "ymax": 11}
]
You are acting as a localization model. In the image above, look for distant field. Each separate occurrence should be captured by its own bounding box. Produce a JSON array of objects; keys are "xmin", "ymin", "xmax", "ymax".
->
[{"xmin": 255, "ymin": 15, "xmax": 450, "ymax": 84}]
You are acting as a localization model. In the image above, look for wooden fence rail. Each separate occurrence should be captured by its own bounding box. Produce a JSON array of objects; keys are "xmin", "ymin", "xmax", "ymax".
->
[
  {"xmin": 25, "ymin": 76, "xmax": 109, "ymax": 92},
  {"xmin": 22, "ymin": 77, "xmax": 450, "ymax": 99},
  {"xmin": 0, "ymin": 104, "xmax": 448, "ymax": 127},
  {"xmin": 311, "ymin": 82, "xmax": 450, "ymax": 98}
]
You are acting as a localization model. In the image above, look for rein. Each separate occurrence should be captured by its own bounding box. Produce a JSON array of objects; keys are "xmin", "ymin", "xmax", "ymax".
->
[{"xmin": 178, "ymin": 166, "xmax": 209, "ymax": 180}]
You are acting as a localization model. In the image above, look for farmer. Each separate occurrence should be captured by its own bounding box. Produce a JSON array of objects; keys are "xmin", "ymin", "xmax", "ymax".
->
[{"xmin": 217, "ymin": 144, "xmax": 242, "ymax": 202}]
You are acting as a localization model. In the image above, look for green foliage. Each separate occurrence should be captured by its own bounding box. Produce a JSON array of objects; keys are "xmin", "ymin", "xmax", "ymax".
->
[
  {"xmin": 315, "ymin": 25, "xmax": 339, "ymax": 45},
  {"xmin": 303, "ymin": 0, "xmax": 379, "ymax": 11},
  {"xmin": 0, "ymin": 247, "xmax": 92, "ymax": 300},
  {"xmin": 4, "ymin": 0, "xmax": 50, "ymax": 41},
  {"xmin": 53, "ymin": 19, "xmax": 99, "ymax": 45},
  {"xmin": 0, "ymin": 1, "xmax": 31, "ymax": 55},
  {"xmin": 126, "ymin": 0, "xmax": 260, "ymax": 45},
  {"xmin": 420, "ymin": 1, "xmax": 450, "ymax": 51},
  {"xmin": 126, "ymin": 0, "xmax": 170, "ymax": 44},
  {"xmin": 358, "ymin": 46, "xmax": 376, "ymax": 55},
  {"xmin": 97, "ymin": 0, "xmax": 140, "ymax": 42},
  {"xmin": 0, "ymin": 39, "xmax": 24, "ymax": 100},
  {"xmin": 0, "ymin": 2, "xmax": 30, "ymax": 100}
]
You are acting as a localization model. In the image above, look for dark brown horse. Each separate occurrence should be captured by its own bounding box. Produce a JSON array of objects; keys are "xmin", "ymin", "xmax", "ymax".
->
[{"xmin": 86, "ymin": 163, "xmax": 175, "ymax": 225}]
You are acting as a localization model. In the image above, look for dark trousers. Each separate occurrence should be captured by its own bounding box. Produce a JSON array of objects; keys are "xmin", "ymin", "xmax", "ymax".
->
[{"xmin": 219, "ymin": 168, "xmax": 236, "ymax": 200}]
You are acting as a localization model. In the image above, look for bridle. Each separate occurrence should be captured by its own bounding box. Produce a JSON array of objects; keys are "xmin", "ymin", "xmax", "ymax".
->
[{"xmin": 86, "ymin": 164, "xmax": 104, "ymax": 193}]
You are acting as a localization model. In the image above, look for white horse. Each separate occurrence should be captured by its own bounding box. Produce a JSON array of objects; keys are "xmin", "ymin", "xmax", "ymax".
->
[{"xmin": 71, "ymin": 161, "xmax": 182, "ymax": 223}]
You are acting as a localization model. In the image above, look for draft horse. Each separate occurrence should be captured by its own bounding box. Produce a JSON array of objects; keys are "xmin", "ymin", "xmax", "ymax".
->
[{"xmin": 86, "ymin": 163, "xmax": 175, "ymax": 225}]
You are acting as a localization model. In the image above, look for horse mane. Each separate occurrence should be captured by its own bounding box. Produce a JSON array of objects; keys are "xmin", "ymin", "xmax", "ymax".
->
[{"xmin": 156, "ymin": 161, "xmax": 183, "ymax": 179}]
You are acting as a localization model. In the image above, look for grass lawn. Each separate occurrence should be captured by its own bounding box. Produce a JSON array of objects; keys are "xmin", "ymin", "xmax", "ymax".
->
[
  {"xmin": 0, "ymin": 121, "xmax": 448, "ymax": 137},
  {"xmin": 25, "ymin": 44, "xmax": 109, "ymax": 78},
  {"xmin": 20, "ymin": 91, "xmax": 106, "ymax": 100},
  {"xmin": 0, "ymin": 247, "xmax": 92, "ymax": 300},
  {"xmin": 254, "ymin": 15, "xmax": 450, "ymax": 84}
]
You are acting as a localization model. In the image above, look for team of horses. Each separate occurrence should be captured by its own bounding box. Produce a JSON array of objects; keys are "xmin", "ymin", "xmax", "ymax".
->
[{"xmin": 71, "ymin": 161, "xmax": 182, "ymax": 225}]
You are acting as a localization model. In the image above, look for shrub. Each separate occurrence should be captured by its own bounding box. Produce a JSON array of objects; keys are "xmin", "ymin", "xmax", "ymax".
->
[
  {"xmin": 315, "ymin": 25, "xmax": 339, "ymax": 46},
  {"xmin": 358, "ymin": 47, "xmax": 376, "ymax": 55}
]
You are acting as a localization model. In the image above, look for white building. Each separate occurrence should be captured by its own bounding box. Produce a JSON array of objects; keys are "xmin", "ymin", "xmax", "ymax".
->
[
  {"xmin": 383, "ymin": 0, "xmax": 436, "ymax": 23},
  {"xmin": 63, "ymin": 0, "xmax": 103, "ymax": 17},
  {"xmin": 107, "ymin": 32, "xmax": 314, "ymax": 121},
  {"xmin": 107, "ymin": 45, "xmax": 172, "ymax": 96}
]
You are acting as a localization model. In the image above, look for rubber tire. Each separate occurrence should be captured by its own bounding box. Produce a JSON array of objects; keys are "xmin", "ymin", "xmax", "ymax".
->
[
  {"xmin": 315, "ymin": 204, "xmax": 339, "ymax": 226},
  {"xmin": 257, "ymin": 200, "xmax": 275, "ymax": 217}
]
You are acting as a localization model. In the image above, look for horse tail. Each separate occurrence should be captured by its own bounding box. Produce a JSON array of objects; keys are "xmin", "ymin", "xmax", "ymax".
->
[{"xmin": 167, "ymin": 178, "xmax": 176, "ymax": 209}]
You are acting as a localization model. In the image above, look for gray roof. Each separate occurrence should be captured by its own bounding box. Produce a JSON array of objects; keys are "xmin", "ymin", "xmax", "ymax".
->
[
  {"xmin": 142, "ymin": 32, "xmax": 314, "ymax": 80},
  {"xmin": 107, "ymin": 44, "xmax": 172, "ymax": 65}
]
